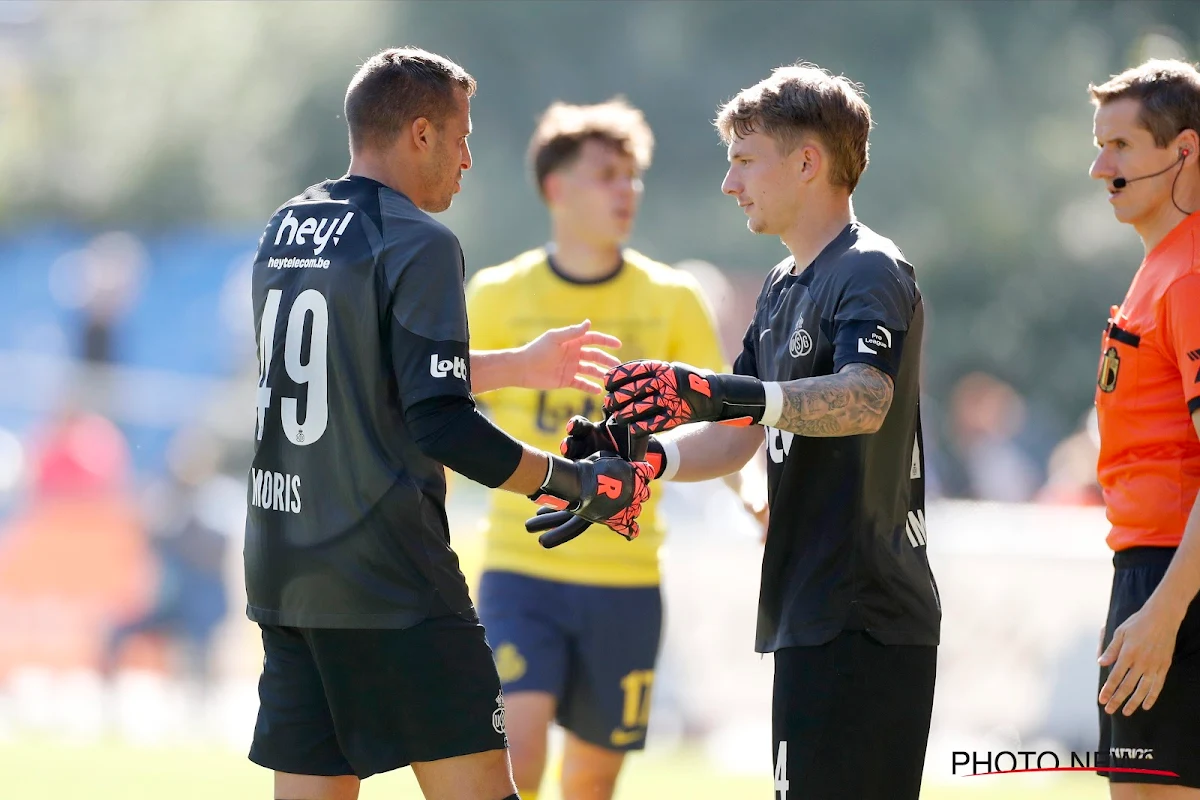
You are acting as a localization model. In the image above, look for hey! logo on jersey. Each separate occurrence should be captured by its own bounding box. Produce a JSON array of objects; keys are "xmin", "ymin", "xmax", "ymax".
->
[
  {"xmin": 430, "ymin": 354, "xmax": 467, "ymax": 379},
  {"xmin": 275, "ymin": 209, "xmax": 356, "ymax": 256}
]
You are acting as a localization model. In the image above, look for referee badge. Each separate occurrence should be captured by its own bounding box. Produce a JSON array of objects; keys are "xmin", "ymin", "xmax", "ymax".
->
[
  {"xmin": 789, "ymin": 315, "xmax": 813, "ymax": 358},
  {"xmin": 1098, "ymin": 346, "xmax": 1120, "ymax": 393}
]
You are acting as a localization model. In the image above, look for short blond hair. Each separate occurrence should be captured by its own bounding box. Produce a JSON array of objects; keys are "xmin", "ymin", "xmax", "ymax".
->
[
  {"xmin": 1089, "ymin": 59, "xmax": 1200, "ymax": 148},
  {"xmin": 716, "ymin": 63, "xmax": 872, "ymax": 192},
  {"xmin": 528, "ymin": 98, "xmax": 655, "ymax": 196}
]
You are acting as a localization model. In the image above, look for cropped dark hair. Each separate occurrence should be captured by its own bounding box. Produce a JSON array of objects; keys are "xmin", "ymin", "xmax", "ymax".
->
[{"xmin": 345, "ymin": 47, "xmax": 476, "ymax": 151}]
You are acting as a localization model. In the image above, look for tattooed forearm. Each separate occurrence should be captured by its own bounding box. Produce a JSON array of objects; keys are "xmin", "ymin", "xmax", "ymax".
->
[{"xmin": 775, "ymin": 363, "xmax": 894, "ymax": 437}]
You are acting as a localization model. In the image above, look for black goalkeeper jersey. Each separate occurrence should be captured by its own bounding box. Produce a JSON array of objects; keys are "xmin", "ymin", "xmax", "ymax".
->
[
  {"xmin": 734, "ymin": 222, "xmax": 941, "ymax": 652},
  {"xmin": 244, "ymin": 175, "xmax": 476, "ymax": 629}
]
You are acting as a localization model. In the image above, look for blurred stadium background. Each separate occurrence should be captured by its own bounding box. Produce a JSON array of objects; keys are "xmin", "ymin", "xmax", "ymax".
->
[{"xmin": 1, "ymin": 1, "xmax": 1197, "ymax": 797}]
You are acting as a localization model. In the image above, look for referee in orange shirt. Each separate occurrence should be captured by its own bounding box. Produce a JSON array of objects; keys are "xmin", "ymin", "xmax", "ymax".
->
[{"xmin": 1088, "ymin": 59, "xmax": 1200, "ymax": 795}]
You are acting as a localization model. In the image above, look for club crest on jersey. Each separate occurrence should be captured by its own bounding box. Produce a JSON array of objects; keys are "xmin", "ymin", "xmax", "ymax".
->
[
  {"xmin": 1098, "ymin": 346, "xmax": 1120, "ymax": 393},
  {"xmin": 275, "ymin": 208, "xmax": 355, "ymax": 256},
  {"xmin": 789, "ymin": 315, "xmax": 813, "ymax": 358},
  {"xmin": 492, "ymin": 691, "xmax": 507, "ymax": 736}
]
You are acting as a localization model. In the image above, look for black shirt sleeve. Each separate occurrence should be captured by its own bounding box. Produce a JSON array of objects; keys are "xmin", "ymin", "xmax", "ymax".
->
[
  {"xmin": 383, "ymin": 222, "xmax": 473, "ymax": 412},
  {"xmin": 405, "ymin": 395, "xmax": 524, "ymax": 489},
  {"xmin": 831, "ymin": 253, "xmax": 915, "ymax": 379}
]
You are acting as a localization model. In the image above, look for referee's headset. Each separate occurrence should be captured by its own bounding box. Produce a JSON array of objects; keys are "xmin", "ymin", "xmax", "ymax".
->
[
  {"xmin": 1112, "ymin": 147, "xmax": 1196, "ymax": 216},
  {"xmin": 1111, "ymin": 148, "xmax": 1189, "ymax": 189}
]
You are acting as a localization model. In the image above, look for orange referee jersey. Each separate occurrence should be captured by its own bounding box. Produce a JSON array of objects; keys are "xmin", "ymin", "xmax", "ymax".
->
[{"xmin": 1096, "ymin": 212, "xmax": 1200, "ymax": 552}]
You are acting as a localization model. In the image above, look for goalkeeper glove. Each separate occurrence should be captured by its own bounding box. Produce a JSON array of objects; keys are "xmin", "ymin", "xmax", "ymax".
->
[
  {"xmin": 604, "ymin": 360, "xmax": 767, "ymax": 435},
  {"xmin": 558, "ymin": 416, "xmax": 668, "ymax": 478},
  {"xmin": 527, "ymin": 417, "xmax": 663, "ymax": 546},
  {"xmin": 528, "ymin": 452, "xmax": 655, "ymax": 546}
]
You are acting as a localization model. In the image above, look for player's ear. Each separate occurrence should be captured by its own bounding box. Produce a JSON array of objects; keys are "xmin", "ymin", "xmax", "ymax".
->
[
  {"xmin": 409, "ymin": 116, "xmax": 433, "ymax": 152},
  {"xmin": 796, "ymin": 142, "xmax": 822, "ymax": 184},
  {"xmin": 1177, "ymin": 129, "xmax": 1199, "ymax": 162}
]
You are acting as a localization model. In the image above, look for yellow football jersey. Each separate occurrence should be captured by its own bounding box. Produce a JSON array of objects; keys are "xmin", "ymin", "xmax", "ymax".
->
[{"xmin": 467, "ymin": 247, "xmax": 726, "ymax": 586}]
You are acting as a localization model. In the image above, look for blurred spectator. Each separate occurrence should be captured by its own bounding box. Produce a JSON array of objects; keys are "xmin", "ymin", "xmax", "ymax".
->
[
  {"xmin": 0, "ymin": 401, "xmax": 147, "ymax": 678},
  {"xmin": 48, "ymin": 231, "xmax": 145, "ymax": 365},
  {"xmin": 947, "ymin": 371, "xmax": 1041, "ymax": 502},
  {"xmin": 47, "ymin": 232, "xmax": 146, "ymax": 421},
  {"xmin": 26, "ymin": 402, "xmax": 130, "ymax": 502},
  {"xmin": 103, "ymin": 426, "xmax": 231, "ymax": 688},
  {"xmin": 1036, "ymin": 408, "xmax": 1103, "ymax": 506}
]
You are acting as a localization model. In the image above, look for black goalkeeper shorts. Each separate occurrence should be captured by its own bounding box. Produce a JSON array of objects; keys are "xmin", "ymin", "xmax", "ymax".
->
[
  {"xmin": 249, "ymin": 613, "xmax": 508, "ymax": 779},
  {"xmin": 772, "ymin": 630, "xmax": 936, "ymax": 800}
]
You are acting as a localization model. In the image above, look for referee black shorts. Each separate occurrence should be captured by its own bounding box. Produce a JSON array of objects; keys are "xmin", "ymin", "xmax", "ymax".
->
[
  {"xmin": 249, "ymin": 613, "xmax": 508, "ymax": 780},
  {"xmin": 1098, "ymin": 546, "xmax": 1200, "ymax": 788},
  {"xmin": 772, "ymin": 631, "xmax": 936, "ymax": 800}
]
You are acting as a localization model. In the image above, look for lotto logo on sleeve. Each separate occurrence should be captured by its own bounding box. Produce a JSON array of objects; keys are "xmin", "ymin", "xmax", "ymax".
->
[
  {"xmin": 430, "ymin": 355, "xmax": 468, "ymax": 379},
  {"xmin": 858, "ymin": 325, "xmax": 893, "ymax": 354}
]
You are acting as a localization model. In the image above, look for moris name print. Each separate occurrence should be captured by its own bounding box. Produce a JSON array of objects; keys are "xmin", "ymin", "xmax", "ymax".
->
[{"xmin": 251, "ymin": 469, "xmax": 302, "ymax": 514}]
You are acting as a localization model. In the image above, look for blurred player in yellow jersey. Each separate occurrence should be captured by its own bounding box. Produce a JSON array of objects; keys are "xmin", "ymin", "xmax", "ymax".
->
[{"xmin": 467, "ymin": 99, "xmax": 726, "ymax": 800}]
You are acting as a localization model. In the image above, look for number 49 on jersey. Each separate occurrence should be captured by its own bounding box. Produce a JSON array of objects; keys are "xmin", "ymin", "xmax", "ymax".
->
[{"xmin": 256, "ymin": 288, "xmax": 330, "ymax": 446}]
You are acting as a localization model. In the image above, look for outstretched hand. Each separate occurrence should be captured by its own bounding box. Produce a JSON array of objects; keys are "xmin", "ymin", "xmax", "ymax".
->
[{"xmin": 519, "ymin": 320, "xmax": 621, "ymax": 395}]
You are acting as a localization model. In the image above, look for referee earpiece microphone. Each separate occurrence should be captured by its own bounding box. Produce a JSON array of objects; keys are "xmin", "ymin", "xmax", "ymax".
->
[{"xmin": 1112, "ymin": 149, "xmax": 1189, "ymax": 189}]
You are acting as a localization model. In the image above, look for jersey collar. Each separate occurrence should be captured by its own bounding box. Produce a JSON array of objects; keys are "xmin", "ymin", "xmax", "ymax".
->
[{"xmin": 545, "ymin": 248, "xmax": 626, "ymax": 285}]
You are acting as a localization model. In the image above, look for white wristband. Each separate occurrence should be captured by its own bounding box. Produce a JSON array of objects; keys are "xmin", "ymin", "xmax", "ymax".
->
[
  {"xmin": 760, "ymin": 382, "xmax": 783, "ymax": 428},
  {"xmin": 539, "ymin": 455, "xmax": 555, "ymax": 491},
  {"xmin": 659, "ymin": 438, "xmax": 681, "ymax": 481}
]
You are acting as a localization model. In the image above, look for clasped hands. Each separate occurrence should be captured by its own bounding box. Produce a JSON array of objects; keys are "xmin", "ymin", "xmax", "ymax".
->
[{"xmin": 526, "ymin": 359, "xmax": 723, "ymax": 548}]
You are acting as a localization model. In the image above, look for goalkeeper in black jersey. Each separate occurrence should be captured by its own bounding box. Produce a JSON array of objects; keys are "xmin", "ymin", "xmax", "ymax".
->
[{"xmin": 244, "ymin": 48, "xmax": 654, "ymax": 800}]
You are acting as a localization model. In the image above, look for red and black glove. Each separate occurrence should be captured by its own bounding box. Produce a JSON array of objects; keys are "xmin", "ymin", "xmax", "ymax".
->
[
  {"xmin": 527, "ymin": 452, "xmax": 655, "ymax": 547},
  {"xmin": 558, "ymin": 416, "xmax": 668, "ymax": 478},
  {"xmin": 527, "ymin": 417, "xmax": 667, "ymax": 546},
  {"xmin": 603, "ymin": 360, "xmax": 767, "ymax": 436}
]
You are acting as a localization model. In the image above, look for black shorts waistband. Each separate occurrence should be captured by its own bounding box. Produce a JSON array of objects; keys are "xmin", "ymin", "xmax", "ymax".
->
[{"xmin": 1114, "ymin": 546, "xmax": 1177, "ymax": 571}]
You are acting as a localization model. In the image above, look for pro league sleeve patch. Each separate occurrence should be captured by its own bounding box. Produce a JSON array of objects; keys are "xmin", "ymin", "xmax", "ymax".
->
[{"xmin": 833, "ymin": 319, "xmax": 906, "ymax": 378}]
